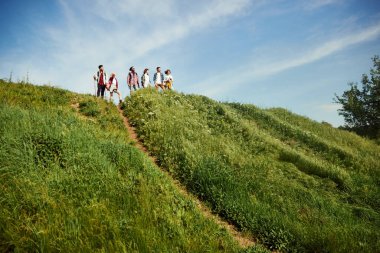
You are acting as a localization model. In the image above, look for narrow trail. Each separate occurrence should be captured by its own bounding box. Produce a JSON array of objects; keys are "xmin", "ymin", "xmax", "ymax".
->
[{"xmin": 117, "ymin": 107, "xmax": 256, "ymax": 249}]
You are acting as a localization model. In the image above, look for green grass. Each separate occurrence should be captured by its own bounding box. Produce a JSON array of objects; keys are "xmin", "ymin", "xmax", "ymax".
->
[
  {"xmin": 124, "ymin": 88, "xmax": 380, "ymax": 252},
  {"xmin": 0, "ymin": 80, "xmax": 260, "ymax": 252}
]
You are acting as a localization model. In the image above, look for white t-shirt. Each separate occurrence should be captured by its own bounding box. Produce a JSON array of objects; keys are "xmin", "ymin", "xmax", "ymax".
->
[
  {"xmin": 164, "ymin": 74, "xmax": 173, "ymax": 83},
  {"xmin": 155, "ymin": 72, "xmax": 163, "ymax": 84},
  {"xmin": 109, "ymin": 78, "xmax": 118, "ymax": 92},
  {"xmin": 143, "ymin": 73, "xmax": 150, "ymax": 85}
]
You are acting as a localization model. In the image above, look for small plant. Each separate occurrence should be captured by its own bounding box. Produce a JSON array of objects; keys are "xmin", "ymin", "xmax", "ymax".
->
[
  {"xmin": 30, "ymin": 132, "xmax": 66, "ymax": 169},
  {"xmin": 79, "ymin": 100, "xmax": 100, "ymax": 117}
]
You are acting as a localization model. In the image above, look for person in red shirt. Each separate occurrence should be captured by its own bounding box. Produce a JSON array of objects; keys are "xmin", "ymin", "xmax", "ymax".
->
[{"xmin": 93, "ymin": 65, "xmax": 107, "ymax": 98}]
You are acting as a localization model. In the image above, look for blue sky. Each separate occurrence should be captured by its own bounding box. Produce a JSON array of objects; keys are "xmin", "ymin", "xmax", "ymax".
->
[{"xmin": 1, "ymin": 0, "xmax": 380, "ymax": 126}]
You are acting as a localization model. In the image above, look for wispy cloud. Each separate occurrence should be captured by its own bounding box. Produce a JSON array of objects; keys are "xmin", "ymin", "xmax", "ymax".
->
[
  {"xmin": 195, "ymin": 22, "xmax": 380, "ymax": 97},
  {"xmin": 50, "ymin": 0, "xmax": 254, "ymax": 59},
  {"xmin": 125, "ymin": 0, "xmax": 252, "ymax": 60},
  {"xmin": 253, "ymin": 22, "xmax": 380, "ymax": 77},
  {"xmin": 1, "ymin": 0, "xmax": 252, "ymax": 93},
  {"xmin": 303, "ymin": 0, "xmax": 343, "ymax": 10}
]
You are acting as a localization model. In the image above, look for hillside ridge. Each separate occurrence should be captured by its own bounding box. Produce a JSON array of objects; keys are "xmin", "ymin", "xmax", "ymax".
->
[
  {"xmin": 117, "ymin": 106, "xmax": 257, "ymax": 249},
  {"xmin": 2, "ymin": 81, "xmax": 269, "ymax": 252},
  {"xmin": 123, "ymin": 88, "xmax": 380, "ymax": 252},
  {"xmin": 1, "ymin": 81, "xmax": 379, "ymax": 252}
]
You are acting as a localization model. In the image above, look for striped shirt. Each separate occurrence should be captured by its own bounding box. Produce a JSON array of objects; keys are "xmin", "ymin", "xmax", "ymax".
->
[{"xmin": 127, "ymin": 72, "xmax": 139, "ymax": 86}]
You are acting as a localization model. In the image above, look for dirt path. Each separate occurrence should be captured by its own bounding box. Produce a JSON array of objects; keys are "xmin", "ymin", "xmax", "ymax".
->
[{"xmin": 117, "ymin": 107, "xmax": 255, "ymax": 249}]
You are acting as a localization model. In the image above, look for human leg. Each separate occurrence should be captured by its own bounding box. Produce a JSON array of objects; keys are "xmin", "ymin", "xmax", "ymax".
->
[
  {"xmin": 100, "ymin": 85, "xmax": 106, "ymax": 98},
  {"xmin": 167, "ymin": 81, "xmax": 172, "ymax": 90},
  {"xmin": 97, "ymin": 83, "xmax": 101, "ymax": 97},
  {"xmin": 116, "ymin": 90, "xmax": 122, "ymax": 103},
  {"xmin": 109, "ymin": 91, "xmax": 113, "ymax": 102}
]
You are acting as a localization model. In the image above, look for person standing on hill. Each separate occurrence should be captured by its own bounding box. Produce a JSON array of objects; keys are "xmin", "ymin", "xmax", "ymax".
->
[
  {"xmin": 93, "ymin": 65, "xmax": 107, "ymax": 98},
  {"xmin": 141, "ymin": 68, "xmax": 151, "ymax": 88},
  {"xmin": 127, "ymin": 66, "xmax": 140, "ymax": 94},
  {"xmin": 107, "ymin": 73, "xmax": 122, "ymax": 104},
  {"xmin": 154, "ymin": 67, "xmax": 165, "ymax": 91},
  {"xmin": 164, "ymin": 69, "xmax": 174, "ymax": 90}
]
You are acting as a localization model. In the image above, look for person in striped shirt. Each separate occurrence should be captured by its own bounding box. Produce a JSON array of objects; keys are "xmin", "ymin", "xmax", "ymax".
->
[{"xmin": 127, "ymin": 66, "xmax": 140, "ymax": 94}]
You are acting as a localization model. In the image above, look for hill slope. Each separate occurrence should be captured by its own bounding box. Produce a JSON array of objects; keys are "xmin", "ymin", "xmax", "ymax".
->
[
  {"xmin": 124, "ymin": 88, "xmax": 380, "ymax": 252},
  {"xmin": 1, "ymin": 81, "xmax": 268, "ymax": 252}
]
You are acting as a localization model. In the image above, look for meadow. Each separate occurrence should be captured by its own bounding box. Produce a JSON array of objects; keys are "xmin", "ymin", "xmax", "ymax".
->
[
  {"xmin": 124, "ymin": 88, "xmax": 380, "ymax": 252},
  {"xmin": 0, "ymin": 81, "xmax": 271, "ymax": 252}
]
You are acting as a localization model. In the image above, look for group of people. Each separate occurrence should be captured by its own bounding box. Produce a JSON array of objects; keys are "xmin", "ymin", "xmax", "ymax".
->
[{"xmin": 93, "ymin": 65, "xmax": 174, "ymax": 103}]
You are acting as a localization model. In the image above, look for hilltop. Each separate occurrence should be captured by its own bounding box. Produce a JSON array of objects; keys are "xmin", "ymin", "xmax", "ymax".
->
[
  {"xmin": 123, "ymin": 88, "xmax": 380, "ymax": 252},
  {"xmin": 1, "ymin": 81, "xmax": 379, "ymax": 252},
  {"xmin": 0, "ymin": 80, "xmax": 267, "ymax": 252}
]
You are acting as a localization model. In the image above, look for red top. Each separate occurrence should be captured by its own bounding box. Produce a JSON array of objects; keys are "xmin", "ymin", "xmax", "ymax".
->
[{"xmin": 99, "ymin": 71, "xmax": 104, "ymax": 85}]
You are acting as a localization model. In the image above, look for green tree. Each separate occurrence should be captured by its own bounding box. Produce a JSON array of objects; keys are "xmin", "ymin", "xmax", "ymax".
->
[{"xmin": 335, "ymin": 55, "xmax": 380, "ymax": 138}]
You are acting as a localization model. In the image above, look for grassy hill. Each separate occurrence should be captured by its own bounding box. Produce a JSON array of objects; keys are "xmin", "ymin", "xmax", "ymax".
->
[
  {"xmin": 123, "ymin": 88, "xmax": 380, "ymax": 253},
  {"xmin": 0, "ymin": 80, "xmax": 269, "ymax": 252}
]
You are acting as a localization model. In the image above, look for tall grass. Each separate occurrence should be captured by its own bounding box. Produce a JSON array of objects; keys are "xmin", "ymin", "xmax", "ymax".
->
[
  {"xmin": 124, "ymin": 88, "xmax": 380, "ymax": 252},
  {"xmin": 0, "ymin": 81, "xmax": 255, "ymax": 252}
]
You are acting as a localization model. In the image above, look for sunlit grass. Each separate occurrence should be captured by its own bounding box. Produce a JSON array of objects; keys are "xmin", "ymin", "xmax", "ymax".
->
[
  {"xmin": 0, "ymin": 81, "xmax": 252, "ymax": 252},
  {"xmin": 124, "ymin": 88, "xmax": 380, "ymax": 252}
]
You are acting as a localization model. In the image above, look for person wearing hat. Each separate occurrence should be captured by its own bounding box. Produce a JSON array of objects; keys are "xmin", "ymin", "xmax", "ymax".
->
[
  {"xmin": 107, "ymin": 73, "xmax": 122, "ymax": 104},
  {"xmin": 93, "ymin": 65, "xmax": 107, "ymax": 98},
  {"xmin": 127, "ymin": 66, "xmax": 140, "ymax": 93}
]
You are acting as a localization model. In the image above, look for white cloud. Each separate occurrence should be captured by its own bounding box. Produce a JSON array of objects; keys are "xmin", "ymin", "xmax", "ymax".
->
[
  {"xmin": 195, "ymin": 22, "xmax": 380, "ymax": 97},
  {"xmin": 253, "ymin": 22, "xmax": 380, "ymax": 77},
  {"xmin": 1, "ymin": 0, "xmax": 251, "ymax": 94},
  {"xmin": 0, "ymin": 0, "xmax": 270, "ymax": 91},
  {"xmin": 303, "ymin": 0, "xmax": 343, "ymax": 10}
]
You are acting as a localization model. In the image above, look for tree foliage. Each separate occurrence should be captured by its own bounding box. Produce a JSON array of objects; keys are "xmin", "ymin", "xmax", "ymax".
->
[{"xmin": 335, "ymin": 55, "xmax": 380, "ymax": 138}]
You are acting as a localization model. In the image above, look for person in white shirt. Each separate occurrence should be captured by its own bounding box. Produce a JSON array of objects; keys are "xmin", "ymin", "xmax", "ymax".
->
[
  {"xmin": 154, "ymin": 67, "xmax": 165, "ymax": 91},
  {"xmin": 107, "ymin": 73, "xmax": 122, "ymax": 104},
  {"xmin": 141, "ymin": 68, "xmax": 151, "ymax": 88},
  {"xmin": 164, "ymin": 69, "xmax": 174, "ymax": 90}
]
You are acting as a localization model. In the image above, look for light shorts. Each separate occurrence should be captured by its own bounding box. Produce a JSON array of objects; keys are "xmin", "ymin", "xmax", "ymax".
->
[{"xmin": 109, "ymin": 83, "xmax": 118, "ymax": 92}]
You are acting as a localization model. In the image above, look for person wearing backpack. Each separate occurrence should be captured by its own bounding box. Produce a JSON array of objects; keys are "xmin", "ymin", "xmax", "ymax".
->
[
  {"xmin": 127, "ymin": 66, "xmax": 140, "ymax": 94},
  {"xmin": 107, "ymin": 73, "xmax": 122, "ymax": 104},
  {"xmin": 141, "ymin": 68, "xmax": 151, "ymax": 88},
  {"xmin": 154, "ymin": 67, "xmax": 165, "ymax": 91},
  {"xmin": 93, "ymin": 65, "xmax": 107, "ymax": 98}
]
